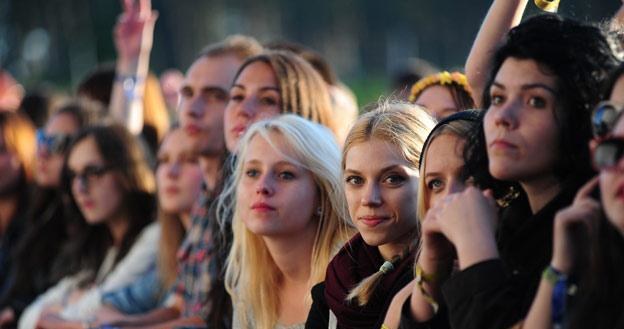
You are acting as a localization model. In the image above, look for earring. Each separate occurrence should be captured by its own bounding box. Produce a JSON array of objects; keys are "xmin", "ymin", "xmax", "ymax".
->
[{"xmin": 315, "ymin": 207, "xmax": 322, "ymax": 217}]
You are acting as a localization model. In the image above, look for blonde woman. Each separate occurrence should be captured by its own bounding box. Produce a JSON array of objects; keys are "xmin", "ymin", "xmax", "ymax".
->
[
  {"xmin": 223, "ymin": 115, "xmax": 353, "ymax": 329},
  {"xmin": 306, "ymin": 102, "xmax": 435, "ymax": 329}
]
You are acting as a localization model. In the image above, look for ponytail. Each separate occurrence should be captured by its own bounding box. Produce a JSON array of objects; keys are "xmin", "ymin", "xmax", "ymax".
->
[{"xmin": 346, "ymin": 255, "xmax": 402, "ymax": 306}]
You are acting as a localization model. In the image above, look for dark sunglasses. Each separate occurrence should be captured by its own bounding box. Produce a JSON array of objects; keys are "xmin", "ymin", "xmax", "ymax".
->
[
  {"xmin": 67, "ymin": 164, "xmax": 113, "ymax": 189},
  {"xmin": 592, "ymin": 102, "xmax": 624, "ymax": 138},
  {"xmin": 592, "ymin": 136, "xmax": 624, "ymax": 171},
  {"xmin": 37, "ymin": 129, "xmax": 73, "ymax": 155}
]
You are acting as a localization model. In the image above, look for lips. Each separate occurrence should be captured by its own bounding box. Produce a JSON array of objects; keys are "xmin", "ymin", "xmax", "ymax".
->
[
  {"xmin": 231, "ymin": 124, "xmax": 247, "ymax": 138},
  {"xmin": 489, "ymin": 138, "xmax": 518, "ymax": 153},
  {"xmin": 79, "ymin": 199, "xmax": 95, "ymax": 210},
  {"xmin": 358, "ymin": 215, "xmax": 391, "ymax": 228},
  {"xmin": 164, "ymin": 186, "xmax": 180, "ymax": 195},
  {"xmin": 184, "ymin": 124, "xmax": 202, "ymax": 136},
  {"xmin": 251, "ymin": 202, "xmax": 276, "ymax": 212}
]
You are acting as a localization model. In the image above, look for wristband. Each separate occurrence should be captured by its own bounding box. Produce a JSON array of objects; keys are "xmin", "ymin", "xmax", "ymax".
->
[
  {"xmin": 414, "ymin": 264, "xmax": 439, "ymax": 314},
  {"xmin": 542, "ymin": 265, "xmax": 568, "ymax": 328}
]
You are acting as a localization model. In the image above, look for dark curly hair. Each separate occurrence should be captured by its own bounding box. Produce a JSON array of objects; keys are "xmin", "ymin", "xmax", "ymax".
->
[{"xmin": 464, "ymin": 14, "xmax": 619, "ymax": 199}]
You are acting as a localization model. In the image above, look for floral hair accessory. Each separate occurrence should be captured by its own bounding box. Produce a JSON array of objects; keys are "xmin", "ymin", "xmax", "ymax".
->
[{"xmin": 409, "ymin": 71, "xmax": 472, "ymax": 103}]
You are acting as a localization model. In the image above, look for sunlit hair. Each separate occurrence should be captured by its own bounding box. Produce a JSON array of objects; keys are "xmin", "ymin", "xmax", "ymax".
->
[
  {"xmin": 142, "ymin": 73, "xmax": 171, "ymax": 149},
  {"xmin": 232, "ymin": 50, "xmax": 337, "ymax": 137},
  {"xmin": 222, "ymin": 114, "xmax": 354, "ymax": 329},
  {"xmin": 0, "ymin": 111, "xmax": 36, "ymax": 183},
  {"xmin": 342, "ymin": 101, "xmax": 435, "ymax": 306},
  {"xmin": 409, "ymin": 71, "xmax": 475, "ymax": 111},
  {"xmin": 198, "ymin": 34, "xmax": 263, "ymax": 61}
]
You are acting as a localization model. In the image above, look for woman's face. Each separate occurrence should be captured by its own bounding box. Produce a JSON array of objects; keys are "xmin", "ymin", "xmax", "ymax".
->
[
  {"xmin": 156, "ymin": 129, "xmax": 203, "ymax": 215},
  {"xmin": 415, "ymin": 85, "xmax": 458, "ymax": 121},
  {"xmin": 35, "ymin": 113, "xmax": 79, "ymax": 188},
  {"xmin": 236, "ymin": 133, "xmax": 319, "ymax": 238},
  {"xmin": 343, "ymin": 138, "xmax": 419, "ymax": 259},
  {"xmin": 223, "ymin": 61, "xmax": 282, "ymax": 152},
  {"xmin": 484, "ymin": 58, "xmax": 560, "ymax": 183},
  {"xmin": 600, "ymin": 75, "xmax": 624, "ymax": 232},
  {"xmin": 423, "ymin": 133, "xmax": 468, "ymax": 211},
  {"xmin": 67, "ymin": 136, "xmax": 124, "ymax": 225}
]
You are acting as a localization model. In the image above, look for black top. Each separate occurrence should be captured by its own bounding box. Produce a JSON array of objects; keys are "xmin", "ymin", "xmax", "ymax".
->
[{"xmin": 400, "ymin": 180, "xmax": 584, "ymax": 329}]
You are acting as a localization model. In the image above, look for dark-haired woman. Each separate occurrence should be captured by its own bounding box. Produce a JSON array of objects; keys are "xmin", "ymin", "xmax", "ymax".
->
[
  {"xmin": 402, "ymin": 13, "xmax": 618, "ymax": 329},
  {"xmin": 0, "ymin": 99, "xmax": 102, "ymax": 327},
  {"xmin": 522, "ymin": 64, "xmax": 624, "ymax": 329},
  {"xmin": 18, "ymin": 125, "xmax": 158, "ymax": 329}
]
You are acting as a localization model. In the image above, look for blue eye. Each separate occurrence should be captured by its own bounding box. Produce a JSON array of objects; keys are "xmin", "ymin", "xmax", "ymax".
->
[
  {"xmin": 384, "ymin": 174, "xmax": 406, "ymax": 186},
  {"xmin": 427, "ymin": 179, "xmax": 444, "ymax": 192},
  {"xmin": 278, "ymin": 171, "xmax": 295, "ymax": 180},
  {"xmin": 245, "ymin": 168, "xmax": 260, "ymax": 177},
  {"xmin": 345, "ymin": 175, "xmax": 363, "ymax": 185}
]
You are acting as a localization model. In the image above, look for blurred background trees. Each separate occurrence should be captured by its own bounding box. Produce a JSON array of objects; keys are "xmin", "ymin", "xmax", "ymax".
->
[{"xmin": 0, "ymin": 0, "xmax": 619, "ymax": 105}]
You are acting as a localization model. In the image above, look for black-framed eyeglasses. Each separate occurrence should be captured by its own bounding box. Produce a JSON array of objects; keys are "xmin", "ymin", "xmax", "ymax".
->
[
  {"xmin": 68, "ymin": 164, "xmax": 113, "ymax": 189},
  {"xmin": 592, "ymin": 101, "xmax": 624, "ymax": 138},
  {"xmin": 592, "ymin": 136, "xmax": 624, "ymax": 171},
  {"xmin": 37, "ymin": 129, "xmax": 73, "ymax": 155}
]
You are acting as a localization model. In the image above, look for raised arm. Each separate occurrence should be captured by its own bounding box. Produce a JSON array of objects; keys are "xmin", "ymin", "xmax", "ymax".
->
[
  {"xmin": 109, "ymin": 0, "xmax": 158, "ymax": 135},
  {"xmin": 465, "ymin": 0, "xmax": 528, "ymax": 108}
]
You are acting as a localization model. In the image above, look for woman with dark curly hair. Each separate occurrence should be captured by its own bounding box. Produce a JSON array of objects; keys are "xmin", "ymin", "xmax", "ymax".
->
[{"xmin": 399, "ymin": 13, "xmax": 619, "ymax": 329}]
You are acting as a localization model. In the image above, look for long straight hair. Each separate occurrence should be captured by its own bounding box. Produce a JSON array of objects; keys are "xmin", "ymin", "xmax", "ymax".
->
[{"xmin": 222, "ymin": 115, "xmax": 354, "ymax": 329}]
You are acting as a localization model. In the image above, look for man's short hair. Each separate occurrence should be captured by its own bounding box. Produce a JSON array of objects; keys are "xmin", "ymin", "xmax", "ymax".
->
[{"xmin": 197, "ymin": 35, "xmax": 263, "ymax": 61}]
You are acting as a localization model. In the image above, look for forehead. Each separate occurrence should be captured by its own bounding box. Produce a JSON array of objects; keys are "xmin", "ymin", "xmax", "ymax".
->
[
  {"xmin": 345, "ymin": 138, "xmax": 411, "ymax": 170},
  {"xmin": 46, "ymin": 112, "xmax": 79, "ymax": 135},
  {"xmin": 185, "ymin": 55, "xmax": 242, "ymax": 89},
  {"xmin": 68, "ymin": 136, "xmax": 103, "ymax": 169},
  {"xmin": 495, "ymin": 57, "xmax": 557, "ymax": 88},
  {"xmin": 424, "ymin": 134, "xmax": 463, "ymax": 171},
  {"xmin": 159, "ymin": 129, "xmax": 196, "ymax": 154},
  {"xmin": 243, "ymin": 132, "xmax": 296, "ymax": 163},
  {"xmin": 234, "ymin": 61, "xmax": 278, "ymax": 87},
  {"xmin": 416, "ymin": 85, "xmax": 455, "ymax": 107}
]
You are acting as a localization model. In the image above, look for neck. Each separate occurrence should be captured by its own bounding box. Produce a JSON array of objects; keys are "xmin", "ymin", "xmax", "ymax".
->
[
  {"xmin": 199, "ymin": 155, "xmax": 223, "ymax": 194},
  {"xmin": 263, "ymin": 226, "xmax": 316, "ymax": 286},
  {"xmin": 378, "ymin": 227, "xmax": 415, "ymax": 260},
  {"xmin": 107, "ymin": 214, "xmax": 130, "ymax": 247},
  {"xmin": 0, "ymin": 194, "xmax": 19, "ymax": 235},
  {"xmin": 520, "ymin": 175, "xmax": 562, "ymax": 214},
  {"xmin": 180, "ymin": 211, "xmax": 192, "ymax": 231}
]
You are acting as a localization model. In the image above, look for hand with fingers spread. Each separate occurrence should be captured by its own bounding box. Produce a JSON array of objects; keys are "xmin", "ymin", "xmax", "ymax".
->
[
  {"xmin": 428, "ymin": 187, "xmax": 499, "ymax": 270},
  {"xmin": 114, "ymin": 0, "xmax": 158, "ymax": 64},
  {"xmin": 551, "ymin": 177, "xmax": 601, "ymax": 274}
]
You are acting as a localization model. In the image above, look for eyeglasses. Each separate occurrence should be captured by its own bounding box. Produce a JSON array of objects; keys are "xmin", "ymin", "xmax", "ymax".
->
[
  {"xmin": 592, "ymin": 136, "xmax": 624, "ymax": 171},
  {"xmin": 592, "ymin": 101, "xmax": 624, "ymax": 138},
  {"xmin": 37, "ymin": 129, "xmax": 73, "ymax": 155},
  {"xmin": 68, "ymin": 164, "xmax": 113, "ymax": 189}
]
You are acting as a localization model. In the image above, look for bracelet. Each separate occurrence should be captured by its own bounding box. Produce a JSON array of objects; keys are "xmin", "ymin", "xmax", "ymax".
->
[
  {"xmin": 542, "ymin": 265, "xmax": 568, "ymax": 328},
  {"xmin": 414, "ymin": 264, "xmax": 439, "ymax": 314}
]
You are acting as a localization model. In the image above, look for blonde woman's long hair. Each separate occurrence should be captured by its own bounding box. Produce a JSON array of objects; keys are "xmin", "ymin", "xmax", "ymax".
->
[
  {"xmin": 222, "ymin": 114, "xmax": 354, "ymax": 329},
  {"xmin": 232, "ymin": 50, "xmax": 337, "ymax": 137},
  {"xmin": 342, "ymin": 101, "xmax": 435, "ymax": 306}
]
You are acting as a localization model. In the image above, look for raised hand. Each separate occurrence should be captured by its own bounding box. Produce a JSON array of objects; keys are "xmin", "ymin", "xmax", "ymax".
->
[
  {"xmin": 114, "ymin": 0, "xmax": 158, "ymax": 63},
  {"xmin": 550, "ymin": 177, "xmax": 601, "ymax": 274}
]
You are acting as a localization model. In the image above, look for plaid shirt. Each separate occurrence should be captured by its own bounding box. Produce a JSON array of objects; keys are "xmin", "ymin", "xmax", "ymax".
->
[{"xmin": 169, "ymin": 191, "xmax": 217, "ymax": 319}]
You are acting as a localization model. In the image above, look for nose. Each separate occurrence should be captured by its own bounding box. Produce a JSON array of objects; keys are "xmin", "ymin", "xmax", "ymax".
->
[
  {"xmin": 37, "ymin": 146, "xmax": 51, "ymax": 159},
  {"xmin": 167, "ymin": 161, "xmax": 181, "ymax": 178},
  {"xmin": 361, "ymin": 182, "xmax": 382, "ymax": 207},
  {"xmin": 238, "ymin": 97, "xmax": 258, "ymax": 119},
  {"xmin": 255, "ymin": 174, "xmax": 275, "ymax": 196},
  {"xmin": 181, "ymin": 96, "xmax": 205, "ymax": 120},
  {"xmin": 72, "ymin": 175, "xmax": 89, "ymax": 195},
  {"xmin": 445, "ymin": 179, "xmax": 466, "ymax": 197},
  {"xmin": 492, "ymin": 99, "xmax": 519, "ymax": 130}
]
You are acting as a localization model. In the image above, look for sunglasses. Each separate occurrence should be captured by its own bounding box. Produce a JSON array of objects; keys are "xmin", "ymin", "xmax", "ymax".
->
[
  {"xmin": 592, "ymin": 136, "xmax": 624, "ymax": 171},
  {"xmin": 592, "ymin": 101, "xmax": 624, "ymax": 138},
  {"xmin": 36, "ymin": 130, "xmax": 73, "ymax": 155},
  {"xmin": 67, "ymin": 164, "xmax": 113, "ymax": 189}
]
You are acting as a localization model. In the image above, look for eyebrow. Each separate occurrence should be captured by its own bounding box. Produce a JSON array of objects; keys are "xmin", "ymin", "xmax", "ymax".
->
[
  {"xmin": 492, "ymin": 81, "xmax": 557, "ymax": 95},
  {"xmin": 344, "ymin": 164, "xmax": 407, "ymax": 175},
  {"xmin": 245, "ymin": 159, "xmax": 300, "ymax": 168},
  {"xmin": 231, "ymin": 84, "xmax": 280, "ymax": 93}
]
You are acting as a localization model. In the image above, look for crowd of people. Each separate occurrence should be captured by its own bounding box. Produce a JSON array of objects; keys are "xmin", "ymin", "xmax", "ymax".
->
[{"xmin": 1, "ymin": 0, "xmax": 624, "ymax": 328}]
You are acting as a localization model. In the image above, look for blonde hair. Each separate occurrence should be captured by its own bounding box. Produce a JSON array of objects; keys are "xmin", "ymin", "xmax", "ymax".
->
[
  {"xmin": 0, "ymin": 111, "xmax": 36, "ymax": 182},
  {"xmin": 342, "ymin": 101, "xmax": 435, "ymax": 306},
  {"xmin": 222, "ymin": 114, "xmax": 354, "ymax": 329},
  {"xmin": 234, "ymin": 50, "xmax": 337, "ymax": 137}
]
